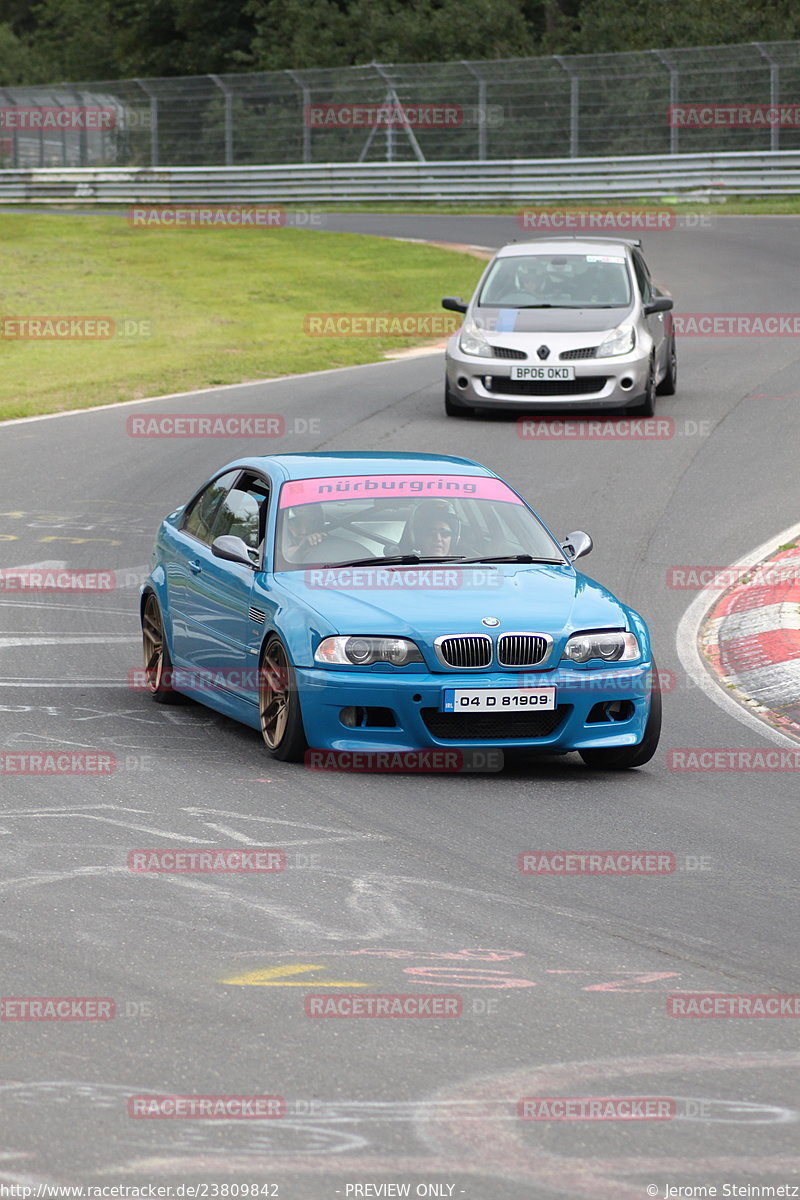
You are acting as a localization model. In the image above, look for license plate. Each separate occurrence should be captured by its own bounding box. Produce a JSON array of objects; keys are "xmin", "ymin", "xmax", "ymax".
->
[
  {"xmin": 442, "ymin": 687, "xmax": 556, "ymax": 712},
  {"xmin": 511, "ymin": 365, "xmax": 575, "ymax": 381}
]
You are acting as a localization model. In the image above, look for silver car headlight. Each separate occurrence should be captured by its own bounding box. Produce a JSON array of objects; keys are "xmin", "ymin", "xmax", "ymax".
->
[
  {"xmin": 459, "ymin": 317, "xmax": 492, "ymax": 358},
  {"xmin": 561, "ymin": 631, "xmax": 640, "ymax": 664},
  {"xmin": 596, "ymin": 325, "xmax": 635, "ymax": 358},
  {"xmin": 315, "ymin": 636, "xmax": 424, "ymax": 667}
]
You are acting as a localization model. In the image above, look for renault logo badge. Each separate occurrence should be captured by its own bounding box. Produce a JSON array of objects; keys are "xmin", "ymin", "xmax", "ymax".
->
[{"xmin": 537, "ymin": 344, "xmax": 550, "ymax": 360}]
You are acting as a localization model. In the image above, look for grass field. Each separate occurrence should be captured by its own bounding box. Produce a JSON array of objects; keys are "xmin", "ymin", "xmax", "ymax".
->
[{"xmin": 0, "ymin": 213, "xmax": 485, "ymax": 422}]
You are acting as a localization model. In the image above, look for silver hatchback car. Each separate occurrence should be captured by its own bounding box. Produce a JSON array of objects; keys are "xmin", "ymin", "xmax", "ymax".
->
[{"xmin": 442, "ymin": 236, "xmax": 675, "ymax": 418}]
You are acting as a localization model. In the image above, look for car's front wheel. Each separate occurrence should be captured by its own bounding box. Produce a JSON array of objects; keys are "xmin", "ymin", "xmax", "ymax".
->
[
  {"xmin": 259, "ymin": 635, "xmax": 308, "ymax": 761},
  {"xmin": 628, "ymin": 359, "xmax": 657, "ymax": 417},
  {"xmin": 657, "ymin": 335, "xmax": 677, "ymax": 395},
  {"xmin": 141, "ymin": 592, "xmax": 185, "ymax": 704},
  {"xmin": 578, "ymin": 664, "xmax": 662, "ymax": 770}
]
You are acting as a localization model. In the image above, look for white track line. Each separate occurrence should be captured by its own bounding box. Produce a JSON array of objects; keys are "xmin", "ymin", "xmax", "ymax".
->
[{"xmin": 676, "ymin": 519, "xmax": 800, "ymax": 748}]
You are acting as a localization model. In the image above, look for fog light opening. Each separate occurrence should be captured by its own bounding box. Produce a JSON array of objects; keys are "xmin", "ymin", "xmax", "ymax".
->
[
  {"xmin": 457, "ymin": 376, "xmax": 469, "ymax": 390},
  {"xmin": 620, "ymin": 377, "xmax": 634, "ymax": 390},
  {"xmin": 340, "ymin": 706, "xmax": 365, "ymax": 728}
]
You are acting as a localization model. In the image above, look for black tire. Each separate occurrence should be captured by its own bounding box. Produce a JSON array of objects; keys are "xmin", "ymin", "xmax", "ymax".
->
[
  {"xmin": 628, "ymin": 359, "xmax": 657, "ymax": 417},
  {"xmin": 445, "ymin": 380, "xmax": 474, "ymax": 418},
  {"xmin": 259, "ymin": 635, "xmax": 308, "ymax": 762},
  {"xmin": 579, "ymin": 663, "xmax": 662, "ymax": 770},
  {"xmin": 657, "ymin": 334, "xmax": 677, "ymax": 396},
  {"xmin": 141, "ymin": 592, "xmax": 186, "ymax": 704}
]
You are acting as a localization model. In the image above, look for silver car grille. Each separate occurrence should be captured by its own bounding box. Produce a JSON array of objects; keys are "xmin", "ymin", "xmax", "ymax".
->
[
  {"xmin": 435, "ymin": 635, "xmax": 493, "ymax": 669},
  {"xmin": 560, "ymin": 346, "xmax": 598, "ymax": 360},
  {"xmin": 492, "ymin": 346, "xmax": 527, "ymax": 360},
  {"xmin": 497, "ymin": 633, "xmax": 550, "ymax": 667}
]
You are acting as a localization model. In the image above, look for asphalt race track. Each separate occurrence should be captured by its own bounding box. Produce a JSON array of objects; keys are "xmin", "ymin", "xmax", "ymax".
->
[{"xmin": 0, "ymin": 215, "xmax": 799, "ymax": 1198}]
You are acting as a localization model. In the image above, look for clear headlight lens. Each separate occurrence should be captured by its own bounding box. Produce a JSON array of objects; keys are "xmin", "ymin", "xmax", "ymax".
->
[
  {"xmin": 596, "ymin": 325, "xmax": 635, "ymax": 358},
  {"xmin": 561, "ymin": 631, "xmax": 640, "ymax": 664},
  {"xmin": 459, "ymin": 317, "xmax": 492, "ymax": 358},
  {"xmin": 315, "ymin": 636, "xmax": 425, "ymax": 667}
]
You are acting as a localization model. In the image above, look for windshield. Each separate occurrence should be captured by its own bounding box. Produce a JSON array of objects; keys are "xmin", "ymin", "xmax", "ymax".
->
[
  {"xmin": 479, "ymin": 252, "xmax": 632, "ymax": 309},
  {"xmin": 274, "ymin": 474, "xmax": 565, "ymax": 571}
]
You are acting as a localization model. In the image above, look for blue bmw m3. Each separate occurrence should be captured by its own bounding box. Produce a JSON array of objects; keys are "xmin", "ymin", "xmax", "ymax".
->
[{"xmin": 141, "ymin": 451, "xmax": 660, "ymax": 769}]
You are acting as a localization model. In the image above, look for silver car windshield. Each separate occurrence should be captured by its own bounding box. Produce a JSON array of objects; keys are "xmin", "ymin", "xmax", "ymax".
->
[
  {"xmin": 274, "ymin": 491, "xmax": 565, "ymax": 571},
  {"xmin": 479, "ymin": 253, "xmax": 633, "ymax": 309}
]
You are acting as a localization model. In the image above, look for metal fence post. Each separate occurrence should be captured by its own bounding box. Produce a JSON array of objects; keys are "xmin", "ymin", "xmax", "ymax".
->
[
  {"xmin": 653, "ymin": 50, "xmax": 679, "ymax": 154},
  {"xmin": 209, "ymin": 75, "xmax": 233, "ymax": 165},
  {"xmin": 135, "ymin": 79, "xmax": 159, "ymax": 166},
  {"xmin": 462, "ymin": 61, "xmax": 486, "ymax": 160},
  {"xmin": 554, "ymin": 57, "xmax": 579, "ymax": 157},
  {"xmin": 286, "ymin": 70, "xmax": 311, "ymax": 165},
  {"xmin": 755, "ymin": 43, "xmax": 780, "ymax": 152}
]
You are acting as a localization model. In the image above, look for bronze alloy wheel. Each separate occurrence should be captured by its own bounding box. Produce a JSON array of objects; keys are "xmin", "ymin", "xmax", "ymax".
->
[
  {"xmin": 258, "ymin": 636, "xmax": 308, "ymax": 761},
  {"xmin": 141, "ymin": 592, "xmax": 184, "ymax": 704},
  {"xmin": 142, "ymin": 593, "xmax": 166, "ymax": 694},
  {"xmin": 259, "ymin": 638, "xmax": 291, "ymax": 749}
]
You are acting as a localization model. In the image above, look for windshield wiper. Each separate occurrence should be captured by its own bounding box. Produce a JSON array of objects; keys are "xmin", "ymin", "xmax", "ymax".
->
[
  {"xmin": 459, "ymin": 554, "xmax": 564, "ymax": 564},
  {"xmin": 318, "ymin": 554, "xmax": 467, "ymax": 569}
]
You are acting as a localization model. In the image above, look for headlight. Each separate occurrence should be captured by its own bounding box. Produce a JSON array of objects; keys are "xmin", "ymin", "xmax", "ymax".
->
[
  {"xmin": 561, "ymin": 631, "xmax": 640, "ymax": 664},
  {"xmin": 315, "ymin": 636, "xmax": 424, "ymax": 667},
  {"xmin": 459, "ymin": 317, "xmax": 492, "ymax": 358},
  {"xmin": 596, "ymin": 325, "xmax": 635, "ymax": 358}
]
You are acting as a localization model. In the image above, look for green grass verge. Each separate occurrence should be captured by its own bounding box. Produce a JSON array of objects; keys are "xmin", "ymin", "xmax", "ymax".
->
[{"xmin": 0, "ymin": 213, "xmax": 485, "ymax": 422}]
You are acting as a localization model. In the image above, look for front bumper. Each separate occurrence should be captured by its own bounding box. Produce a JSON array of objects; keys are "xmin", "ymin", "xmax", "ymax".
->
[
  {"xmin": 446, "ymin": 341, "xmax": 650, "ymax": 411},
  {"xmin": 295, "ymin": 662, "xmax": 653, "ymax": 754}
]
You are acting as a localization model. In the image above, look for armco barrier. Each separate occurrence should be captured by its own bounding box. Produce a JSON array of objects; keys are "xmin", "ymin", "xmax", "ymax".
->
[{"xmin": 3, "ymin": 150, "xmax": 800, "ymax": 204}]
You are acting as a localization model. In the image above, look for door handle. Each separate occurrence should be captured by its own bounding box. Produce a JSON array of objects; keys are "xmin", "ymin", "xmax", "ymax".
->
[{"xmin": 189, "ymin": 560, "xmax": 202, "ymax": 575}]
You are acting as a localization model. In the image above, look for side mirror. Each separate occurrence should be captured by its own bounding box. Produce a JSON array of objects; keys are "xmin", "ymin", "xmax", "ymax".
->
[
  {"xmin": 211, "ymin": 535, "xmax": 256, "ymax": 567},
  {"xmin": 644, "ymin": 296, "xmax": 673, "ymax": 316},
  {"xmin": 442, "ymin": 296, "xmax": 468, "ymax": 314},
  {"xmin": 561, "ymin": 530, "xmax": 593, "ymax": 561}
]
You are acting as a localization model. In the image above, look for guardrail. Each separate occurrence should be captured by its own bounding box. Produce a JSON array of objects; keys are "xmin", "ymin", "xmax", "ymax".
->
[{"xmin": 3, "ymin": 151, "xmax": 800, "ymax": 204}]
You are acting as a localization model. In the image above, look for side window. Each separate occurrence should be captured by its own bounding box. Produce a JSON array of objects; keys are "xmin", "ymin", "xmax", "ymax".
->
[
  {"xmin": 632, "ymin": 251, "xmax": 652, "ymax": 303},
  {"xmin": 210, "ymin": 472, "xmax": 270, "ymax": 561},
  {"xmin": 182, "ymin": 471, "xmax": 240, "ymax": 545}
]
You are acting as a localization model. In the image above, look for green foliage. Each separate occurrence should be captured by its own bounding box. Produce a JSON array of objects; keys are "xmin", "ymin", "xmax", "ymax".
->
[{"xmin": 3, "ymin": 0, "xmax": 800, "ymax": 85}]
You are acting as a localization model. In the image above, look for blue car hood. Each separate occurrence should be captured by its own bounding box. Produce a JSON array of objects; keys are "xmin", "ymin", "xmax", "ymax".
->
[{"xmin": 274, "ymin": 564, "xmax": 628, "ymax": 641}]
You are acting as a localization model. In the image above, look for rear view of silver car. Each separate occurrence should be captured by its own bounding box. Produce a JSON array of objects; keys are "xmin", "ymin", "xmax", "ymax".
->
[{"xmin": 443, "ymin": 237, "xmax": 676, "ymax": 418}]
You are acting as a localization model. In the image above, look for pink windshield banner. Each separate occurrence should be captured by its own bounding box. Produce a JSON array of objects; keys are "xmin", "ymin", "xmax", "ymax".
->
[{"xmin": 279, "ymin": 474, "xmax": 524, "ymax": 508}]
